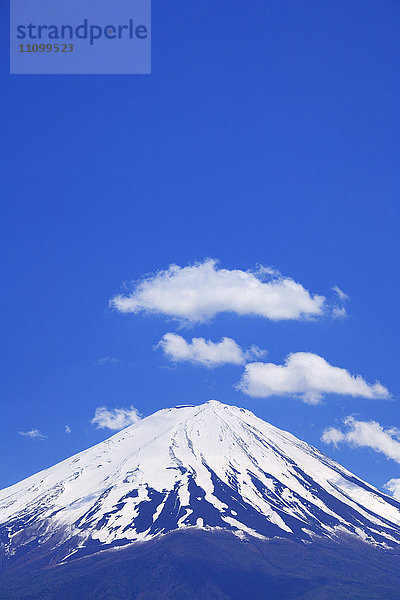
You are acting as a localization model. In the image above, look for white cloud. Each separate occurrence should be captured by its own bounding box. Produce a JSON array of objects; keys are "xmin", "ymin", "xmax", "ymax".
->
[
  {"xmin": 321, "ymin": 418, "xmax": 400, "ymax": 500},
  {"xmin": 91, "ymin": 406, "xmax": 141, "ymax": 431},
  {"xmin": 385, "ymin": 479, "xmax": 400, "ymax": 500},
  {"xmin": 157, "ymin": 333, "xmax": 266, "ymax": 368},
  {"xmin": 321, "ymin": 417, "xmax": 400, "ymax": 462},
  {"xmin": 19, "ymin": 429, "xmax": 46, "ymax": 440},
  {"xmin": 110, "ymin": 259, "xmax": 326, "ymax": 324},
  {"xmin": 65, "ymin": 425, "xmax": 71, "ymax": 434},
  {"xmin": 237, "ymin": 352, "xmax": 390, "ymax": 404}
]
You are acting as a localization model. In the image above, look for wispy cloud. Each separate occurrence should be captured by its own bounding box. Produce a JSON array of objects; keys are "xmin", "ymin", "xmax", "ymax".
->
[
  {"xmin": 91, "ymin": 406, "xmax": 141, "ymax": 431},
  {"xmin": 110, "ymin": 259, "xmax": 326, "ymax": 324},
  {"xmin": 97, "ymin": 357, "xmax": 119, "ymax": 365},
  {"xmin": 157, "ymin": 333, "xmax": 266, "ymax": 368},
  {"xmin": 237, "ymin": 352, "xmax": 390, "ymax": 404},
  {"xmin": 332, "ymin": 306, "xmax": 348, "ymax": 319},
  {"xmin": 332, "ymin": 285, "xmax": 349, "ymax": 302},
  {"xmin": 331, "ymin": 286, "xmax": 349, "ymax": 319},
  {"xmin": 19, "ymin": 429, "xmax": 46, "ymax": 440}
]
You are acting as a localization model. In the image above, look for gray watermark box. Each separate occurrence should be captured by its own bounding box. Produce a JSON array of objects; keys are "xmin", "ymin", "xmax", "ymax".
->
[{"xmin": 10, "ymin": 0, "xmax": 151, "ymax": 74}]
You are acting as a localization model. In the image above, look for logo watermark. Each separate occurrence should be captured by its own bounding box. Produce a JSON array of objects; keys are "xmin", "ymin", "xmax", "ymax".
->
[{"xmin": 10, "ymin": 0, "xmax": 151, "ymax": 74}]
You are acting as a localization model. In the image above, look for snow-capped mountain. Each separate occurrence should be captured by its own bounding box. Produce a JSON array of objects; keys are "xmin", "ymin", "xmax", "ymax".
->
[{"xmin": 1, "ymin": 401, "xmax": 400, "ymax": 565}]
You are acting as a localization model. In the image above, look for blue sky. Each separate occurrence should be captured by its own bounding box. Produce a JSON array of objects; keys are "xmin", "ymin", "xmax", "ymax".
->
[{"xmin": 1, "ymin": 1, "xmax": 399, "ymax": 496}]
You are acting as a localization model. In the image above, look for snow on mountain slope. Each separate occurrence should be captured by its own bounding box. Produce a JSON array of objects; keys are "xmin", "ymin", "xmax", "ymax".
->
[{"xmin": 1, "ymin": 401, "xmax": 400, "ymax": 564}]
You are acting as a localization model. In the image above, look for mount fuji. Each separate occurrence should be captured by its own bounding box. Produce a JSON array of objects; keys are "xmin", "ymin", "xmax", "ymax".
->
[{"xmin": 1, "ymin": 401, "xmax": 400, "ymax": 599}]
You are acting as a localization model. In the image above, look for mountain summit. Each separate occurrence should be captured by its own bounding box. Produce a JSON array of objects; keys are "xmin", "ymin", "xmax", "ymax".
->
[{"xmin": 1, "ymin": 401, "xmax": 400, "ymax": 566}]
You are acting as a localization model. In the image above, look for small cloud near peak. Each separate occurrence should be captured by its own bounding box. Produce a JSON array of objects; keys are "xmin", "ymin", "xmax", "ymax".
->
[{"xmin": 91, "ymin": 406, "xmax": 141, "ymax": 431}]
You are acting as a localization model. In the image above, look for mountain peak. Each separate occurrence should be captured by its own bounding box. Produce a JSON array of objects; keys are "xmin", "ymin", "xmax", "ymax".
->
[{"xmin": 1, "ymin": 401, "xmax": 400, "ymax": 565}]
